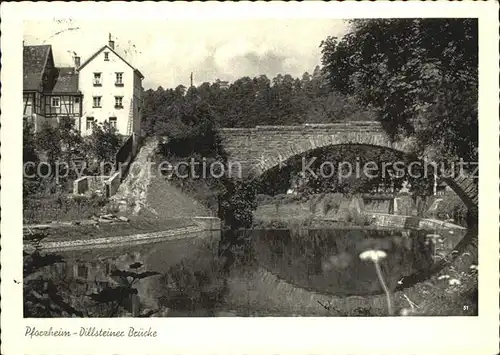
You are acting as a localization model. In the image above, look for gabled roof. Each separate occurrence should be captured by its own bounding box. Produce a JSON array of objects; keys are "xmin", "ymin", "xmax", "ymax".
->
[
  {"xmin": 49, "ymin": 67, "xmax": 80, "ymax": 94},
  {"xmin": 23, "ymin": 45, "xmax": 51, "ymax": 91},
  {"xmin": 78, "ymin": 45, "xmax": 144, "ymax": 79}
]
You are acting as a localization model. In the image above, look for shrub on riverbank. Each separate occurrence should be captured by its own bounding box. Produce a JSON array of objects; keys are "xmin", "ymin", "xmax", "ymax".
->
[
  {"xmin": 425, "ymin": 192, "xmax": 468, "ymax": 227},
  {"xmin": 23, "ymin": 117, "xmax": 125, "ymax": 224}
]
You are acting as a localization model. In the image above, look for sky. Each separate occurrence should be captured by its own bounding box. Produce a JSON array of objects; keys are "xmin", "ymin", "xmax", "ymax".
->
[{"xmin": 24, "ymin": 19, "xmax": 348, "ymax": 89}]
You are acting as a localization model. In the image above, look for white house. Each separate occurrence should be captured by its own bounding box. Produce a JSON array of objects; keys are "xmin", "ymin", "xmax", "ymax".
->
[{"xmin": 76, "ymin": 35, "xmax": 144, "ymax": 138}]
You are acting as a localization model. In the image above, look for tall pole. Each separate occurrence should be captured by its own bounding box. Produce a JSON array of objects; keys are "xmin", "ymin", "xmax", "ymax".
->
[{"xmin": 190, "ymin": 72, "xmax": 193, "ymax": 87}]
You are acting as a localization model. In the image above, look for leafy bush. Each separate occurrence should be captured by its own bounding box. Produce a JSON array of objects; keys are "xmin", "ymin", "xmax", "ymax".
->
[
  {"xmin": 218, "ymin": 179, "xmax": 258, "ymax": 229},
  {"xmin": 322, "ymin": 193, "xmax": 343, "ymax": 215},
  {"xmin": 429, "ymin": 192, "xmax": 468, "ymax": 227}
]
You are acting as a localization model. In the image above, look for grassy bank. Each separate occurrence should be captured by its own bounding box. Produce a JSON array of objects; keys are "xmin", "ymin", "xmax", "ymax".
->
[
  {"xmin": 254, "ymin": 190, "xmax": 470, "ymax": 229},
  {"xmin": 23, "ymin": 193, "xmax": 108, "ymax": 224}
]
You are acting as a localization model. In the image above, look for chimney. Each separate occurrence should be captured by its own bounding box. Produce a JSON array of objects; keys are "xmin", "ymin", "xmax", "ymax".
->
[
  {"xmin": 74, "ymin": 56, "xmax": 81, "ymax": 69},
  {"xmin": 108, "ymin": 33, "xmax": 115, "ymax": 50}
]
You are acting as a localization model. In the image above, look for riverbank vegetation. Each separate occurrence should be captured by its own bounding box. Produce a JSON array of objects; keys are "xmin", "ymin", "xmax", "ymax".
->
[{"xmin": 23, "ymin": 118, "xmax": 123, "ymax": 224}]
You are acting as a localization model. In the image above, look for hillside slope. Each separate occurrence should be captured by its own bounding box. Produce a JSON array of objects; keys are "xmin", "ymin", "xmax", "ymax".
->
[{"xmin": 109, "ymin": 137, "xmax": 213, "ymax": 219}]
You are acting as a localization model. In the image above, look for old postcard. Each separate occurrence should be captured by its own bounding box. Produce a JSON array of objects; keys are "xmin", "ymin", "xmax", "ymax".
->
[{"xmin": 1, "ymin": 1, "xmax": 499, "ymax": 354}]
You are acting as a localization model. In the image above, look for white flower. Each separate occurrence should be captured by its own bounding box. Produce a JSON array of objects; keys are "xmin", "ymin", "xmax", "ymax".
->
[
  {"xmin": 449, "ymin": 278, "xmax": 461, "ymax": 286},
  {"xmin": 359, "ymin": 250, "xmax": 387, "ymax": 262},
  {"xmin": 438, "ymin": 274, "xmax": 450, "ymax": 280}
]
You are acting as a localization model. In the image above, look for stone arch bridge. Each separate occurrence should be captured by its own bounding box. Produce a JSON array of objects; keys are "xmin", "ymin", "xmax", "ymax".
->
[{"xmin": 218, "ymin": 121, "xmax": 478, "ymax": 211}]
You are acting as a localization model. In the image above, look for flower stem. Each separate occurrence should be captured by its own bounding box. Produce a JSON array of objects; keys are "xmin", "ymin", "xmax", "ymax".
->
[{"xmin": 374, "ymin": 261, "xmax": 393, "ymax": 316}]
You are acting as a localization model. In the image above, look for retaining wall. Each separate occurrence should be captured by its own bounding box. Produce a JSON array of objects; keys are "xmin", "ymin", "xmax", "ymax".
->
[
  {"xmin": 368, "ymin": 213, "xmax": 466, "ymax": 230},
  {"xmin": 73, "ymin": 174, "xmax": 122, "ymax": 198}
]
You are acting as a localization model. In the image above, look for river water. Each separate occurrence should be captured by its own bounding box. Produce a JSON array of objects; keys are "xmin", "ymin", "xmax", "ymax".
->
[{"xmin": 37, "ymin": 227, "xmax": 466, "ymax": 317}]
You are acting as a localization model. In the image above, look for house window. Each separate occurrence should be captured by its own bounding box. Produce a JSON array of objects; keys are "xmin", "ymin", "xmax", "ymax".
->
[
  {"xmin": 92, "ymin": 96, "xmax": 102, "ymax": 108},
  {"xmin": 51, "ymin": 97, "xmax": 60, "ymax": 107},
  {"xmin": 93, "ymin": 72, "xmax": 102, "ymax": 86},
  {"xmin": 104, "ymin": 52, "xmax": 109, "ymax": 61},
  {"xmin": 86, "ymin": 117, "xmax": 94, "ymax": 131},
  {"xmin": 76, "ymin": 264, "xmax": 89, "ymax": 279},
  {"xmin": 115, "ymin": 72, "xmax": 123, "ymax": 86},
  {"xmin": 104, "ymin": 262, "xmax": 111, "ymax": 275},
  {"xmin": 109, "ymin": 117, "xmax": 117, "ymax": 129},
  {"xmin": 114, "ymin": 96, "xmax": 123, "ymax": 108},
  {"xmin": 74, "ymin": 97, "xmax": 80, "ymax": 104}
]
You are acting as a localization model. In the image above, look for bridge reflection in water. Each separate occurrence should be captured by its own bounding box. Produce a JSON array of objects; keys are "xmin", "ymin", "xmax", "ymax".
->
[{"xmin": 38, "ymin": 224, "xmax": 470, "ymax": 317}]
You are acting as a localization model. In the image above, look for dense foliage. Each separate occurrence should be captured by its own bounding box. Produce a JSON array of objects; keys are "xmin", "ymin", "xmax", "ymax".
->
[
  {"xmin": 23, "ymin": 117, "xmax": 123, "ymax": 196},
  {"xmin": 141, "ymin": 70, "xmax": 375, "ymax": 133},
  {"xmin": 258, "ymin": 145, "xmax": 433, "ymax": 197},
  {"xmin": 320, "ymin": 18, "xmax": 478, "ymax": 162}
]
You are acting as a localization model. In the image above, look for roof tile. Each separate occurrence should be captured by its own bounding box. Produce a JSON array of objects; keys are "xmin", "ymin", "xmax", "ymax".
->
[
  {"xmin": 23, "ymin": 45, "xmax": 51, "ymax": 91},
  {"xmin": 49, "ymin": 67, "xmax": 79, "ymax": 94}
]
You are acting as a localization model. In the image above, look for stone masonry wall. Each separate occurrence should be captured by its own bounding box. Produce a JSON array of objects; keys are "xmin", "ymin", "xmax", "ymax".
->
[
  {"xmin": 217, "ymin": 122, "xmax": 477, "ymax": 210},
  {"xmin": 218, "ymin": 122, "xmax": 410, "ymax": 177}
]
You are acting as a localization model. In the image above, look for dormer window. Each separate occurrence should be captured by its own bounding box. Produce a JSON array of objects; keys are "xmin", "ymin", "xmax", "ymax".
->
[
  {"xmin": 104, "ymin": 52, "xmax": 109, "ymax": 61},
  {"xmin": 93, "ymin": 72, "xmax": 102, "ymax": 86},
  {"xmin": 115, "ymin": 72, "xmax": 123, "ymax": 86}
]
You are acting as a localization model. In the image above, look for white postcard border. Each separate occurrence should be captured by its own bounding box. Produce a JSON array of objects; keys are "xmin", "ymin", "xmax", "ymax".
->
[{"xmin": 1, "ymin": 2, "xmax": 498, "ymax": 355}]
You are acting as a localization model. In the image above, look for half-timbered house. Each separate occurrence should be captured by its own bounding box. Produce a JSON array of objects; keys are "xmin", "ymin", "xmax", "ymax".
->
[{"xmin": 23, "ymin": 45, "xmax": 82, "ymax": 132}]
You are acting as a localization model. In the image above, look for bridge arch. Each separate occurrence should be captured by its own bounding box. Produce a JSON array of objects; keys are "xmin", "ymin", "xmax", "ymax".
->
[
  {"xmin": 218, "ymin": 123, "xmax": 478, "ymax": 213},
  {"xmin": 255, "ymin": 142, "xmax": 477, "ymax": 214}
]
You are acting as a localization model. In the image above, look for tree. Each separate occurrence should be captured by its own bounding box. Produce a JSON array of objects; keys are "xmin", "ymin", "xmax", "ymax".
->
[
  {"xmin": 217, "ymin": 178, "xmax": 258, "ymax": 229},
  {"xmin": 86, "ymin": 121, "xmax": 122, "ymax": 174},
  {"xmin": 320, "ymin": 19, "xmax": 478, "ymax": 162},
  {"xmin": 35, "ymin": 121, "xmax": 62, "ymax": 165}
]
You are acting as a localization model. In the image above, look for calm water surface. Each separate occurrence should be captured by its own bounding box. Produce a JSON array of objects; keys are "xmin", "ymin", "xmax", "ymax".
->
[{"xmin": 42, "ymin": 227, "xmax": 464, "ymax": 316}]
